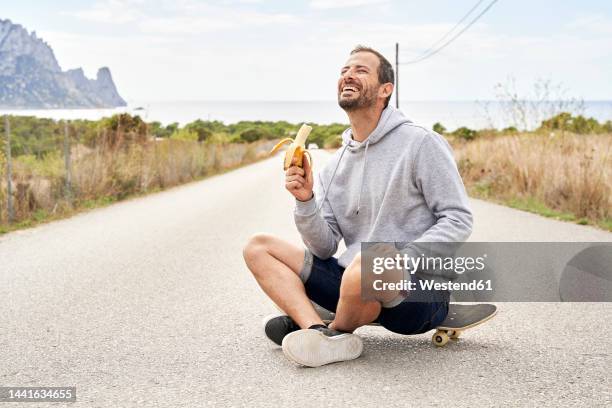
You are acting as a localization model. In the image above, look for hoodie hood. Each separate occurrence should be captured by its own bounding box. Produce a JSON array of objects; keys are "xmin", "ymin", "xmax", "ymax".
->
[
  {"xmin": 320, "ymin": 105, "xmax": 413, "ymax": 214},
  {"xmin": 340, "ymin": 104, "xmax": 413, "ymax": 149}
]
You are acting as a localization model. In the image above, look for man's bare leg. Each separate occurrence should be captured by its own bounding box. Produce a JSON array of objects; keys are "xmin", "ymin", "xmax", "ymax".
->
[
  {"xmin": 243, "ymin": 233, "xmax": 323, "ymax": 329},
  {"xmin": 329, "ymin": 254, "xmax": 381, "ymax": 332}
]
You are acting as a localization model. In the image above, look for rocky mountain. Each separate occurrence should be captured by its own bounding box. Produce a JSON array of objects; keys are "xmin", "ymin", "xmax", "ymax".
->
[{"xmin": 0, "ymin": 19, "xmax": 126, "ymax": 108}]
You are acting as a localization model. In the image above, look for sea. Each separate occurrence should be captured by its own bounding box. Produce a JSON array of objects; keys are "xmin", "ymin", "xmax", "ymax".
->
[{"xmin": 1, "ymin": 100, "xmax": 611, "ymax": 131}]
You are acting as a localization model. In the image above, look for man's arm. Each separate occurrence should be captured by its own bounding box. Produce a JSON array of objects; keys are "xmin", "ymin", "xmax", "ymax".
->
[
  {"xmin": 294, "ymin": 173, "xmax": 343, "ymax": 259},
  {"xmin": 381, "ymin": 133, "xmax": 472, "ymax": 308},
  {"xmin": 285, "ymin": 155, "xmax": 342, "ymax": 259},
  {"xmin": 412, "ymin": 133, "xmax": 473, "ymax": 243}
]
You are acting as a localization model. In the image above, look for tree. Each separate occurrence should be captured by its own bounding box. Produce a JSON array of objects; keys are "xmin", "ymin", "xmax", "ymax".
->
[
  {"xmin": 452, "ymin": 127, "xmax": 477, "ymax": 140},
  {"xmin": 185, "ymin": 120, "xmax": 213, "ymax": 142},
  {"xmin": 433, "ymin": 122, "xmax": 446, "ymax": 134},
  {"xmin": 239, "ymin": 128, "xmax": 272, "ymax": 143}
]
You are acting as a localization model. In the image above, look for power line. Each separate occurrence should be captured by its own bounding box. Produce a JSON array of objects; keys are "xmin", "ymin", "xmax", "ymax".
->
[
  {"xmin": 400, "ymin": 0, "xmax": 499, "ymax": 65},
  {"xmin": 417, "ymin": 0, "xmax": 487, "ymax": 58}
]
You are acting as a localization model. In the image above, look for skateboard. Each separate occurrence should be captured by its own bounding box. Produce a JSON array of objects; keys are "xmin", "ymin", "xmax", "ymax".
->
[
  {"xmin": 313, "ymin": 302, "xmax": 497, "ymax": 348},
  {"xmin": 430, "ymin": 303, "xmax": 497, "ymax": 347}
]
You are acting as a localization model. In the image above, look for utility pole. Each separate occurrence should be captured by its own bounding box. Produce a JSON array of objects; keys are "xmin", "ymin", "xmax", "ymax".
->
[{"xmin": 395, "ymin": 42, "xmax": 399, "ymax": 109}]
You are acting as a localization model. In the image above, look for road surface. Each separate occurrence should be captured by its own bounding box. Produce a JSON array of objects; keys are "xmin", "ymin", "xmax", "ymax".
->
[{"xmin": 1, "ymin": 150, "xmax": 610, "ymax": 407}]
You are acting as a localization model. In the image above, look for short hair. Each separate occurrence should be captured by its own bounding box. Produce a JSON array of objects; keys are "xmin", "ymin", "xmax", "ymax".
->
[{"xmin": 350, "ymin": 45, "xmax": 395, "ymax": 108}]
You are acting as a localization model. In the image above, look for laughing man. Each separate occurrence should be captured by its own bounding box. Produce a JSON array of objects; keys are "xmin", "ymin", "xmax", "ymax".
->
[{"xmin": 243, "ymin": 45, "xmax": 473, "ymax": 367}]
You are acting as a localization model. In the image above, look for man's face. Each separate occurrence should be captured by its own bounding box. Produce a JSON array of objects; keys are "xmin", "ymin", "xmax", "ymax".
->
[{"xmin": 338, "ymin": 51, "xmax": 381, "ymax": 111}]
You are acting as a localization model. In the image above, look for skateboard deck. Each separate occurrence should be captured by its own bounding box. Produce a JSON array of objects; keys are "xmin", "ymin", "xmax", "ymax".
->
[
  {"xmin": 431, "ymin": 303, "xmax": 497, "ymax": 347},
  {"xmin": 313, "ymin": 302, "xmax": 497, "ymax": 347}
]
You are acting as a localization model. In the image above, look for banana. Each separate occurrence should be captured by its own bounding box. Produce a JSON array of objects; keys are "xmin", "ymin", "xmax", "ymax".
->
[{"xmin": 269, "ymin": 123, "xmax": 313, "ymax": 170}]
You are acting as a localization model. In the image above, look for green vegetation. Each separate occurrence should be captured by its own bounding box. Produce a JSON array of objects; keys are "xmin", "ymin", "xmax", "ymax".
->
[
  {"xmin": 0, "ymin": 113, "xmax": 351, "ymax": 232},
  {"xmin": 1, "ymin": 110, "xmax": 610, "ymax": 233},
  {"xmin": 506, "ymin": 197, "xmax": 578, "ymax": 222},
  {"xmin": 432, "ymin": 122, "xmax": 446, "ymax": 134},
  {"xmin": 1, "ymin": 113, "xmax": 319, "ymax": 232},
  {"xmin": 0, "ymin": 114, "xmax": 349, "ymax": 158},
  {"xmin": 438, "ymin": 112, "xmax": 612, "ymax": 142},
  {"xmin": 451, "ymin": 126, "xmax": 477, "ymax": 140},
  {"xmin": 540, "ymin": 112, "xmax": 612, "ymax": 134}
]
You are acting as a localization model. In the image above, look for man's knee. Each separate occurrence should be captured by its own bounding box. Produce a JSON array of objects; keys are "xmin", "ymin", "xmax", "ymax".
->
[
  {"xmin": 340, "ymin": 260, "xmax": 362, "ymax": 300},
  {"xmin": 242, "ymin": 233, "xmax": 275, "ymax": 267},
  {"xmin": 341, "ymin": 254, "xmax": 385, "ymax": 303}
]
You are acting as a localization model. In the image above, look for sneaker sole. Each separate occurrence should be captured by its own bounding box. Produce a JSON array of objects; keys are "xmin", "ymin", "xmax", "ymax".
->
[{"xmin": 281, "ymin": 329, "xmax": 363, "ymax": 367}]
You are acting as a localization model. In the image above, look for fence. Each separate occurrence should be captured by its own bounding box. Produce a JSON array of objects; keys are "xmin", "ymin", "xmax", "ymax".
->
[{"xmin": 0, "ymin": 115, "xmax": 274, "ymax": 228}]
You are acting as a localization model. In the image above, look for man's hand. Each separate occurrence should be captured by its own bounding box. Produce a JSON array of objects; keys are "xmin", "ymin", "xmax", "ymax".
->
[
  {"xmin": 362, "ymin": 243, "xmax": 404, "ymax": 305},
  {"xmin": 285, "ymin": 154, "xmax": 314, "ymax": 202}
]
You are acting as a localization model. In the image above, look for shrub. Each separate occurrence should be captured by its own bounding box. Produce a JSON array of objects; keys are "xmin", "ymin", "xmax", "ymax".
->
[
  {"xmin": 452, "ymin": 127, "xmax": 477, "ymax": 140},
  {"xmin": 324, "ymin": 134, "xmax": 343, "ymax": 148},
  {"xmin": 170, "ymin": 128, "xmax": 199, "ymax": 141},
  {"xmin": 433, "ymin": 122, "xmax": 446, "ymax": 134},
  {"xmin": 239, "ymin": 128, "xmax": 273, "ymax": 143},
  {"xmin": 149, "ymin": 121, "xmax": 177, "ymax": 139},
  {"xmin": 185, "ymin": 120, "xmax": 214, "ymax": 142},
  {"xmin": 454, "ymin": 132, "xmax": 611, "ymax": 228},
  {"xmin": 539, "ymin": 112, "xmax": 605, "ymax": 134}
]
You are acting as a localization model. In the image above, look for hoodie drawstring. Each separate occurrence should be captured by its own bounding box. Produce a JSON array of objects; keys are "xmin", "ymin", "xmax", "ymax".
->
[
  {"xmin": 316, "ymin": 144, "xmax": 349, "ymax": 213},
  {"xmin": 313, "ymin": 105, "xmax": 409, "ymax": 217},
  {"xmin": 355, "ymin": 139, "xmax": 370, "ymax": 215}
]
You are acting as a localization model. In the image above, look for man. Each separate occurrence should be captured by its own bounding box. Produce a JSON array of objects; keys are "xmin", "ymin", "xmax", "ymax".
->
[{"xmin": 243, "ymin": 46, "xmax": 473, "ymax": 367}]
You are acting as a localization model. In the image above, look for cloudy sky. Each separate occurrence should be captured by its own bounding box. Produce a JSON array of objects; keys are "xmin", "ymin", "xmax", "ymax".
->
[{"xmin": 4, "ymin": 0, "xmax": 612, "ymax": 102}]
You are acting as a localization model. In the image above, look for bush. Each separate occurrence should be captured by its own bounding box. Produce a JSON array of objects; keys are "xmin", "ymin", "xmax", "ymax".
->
[
  {"xmin": 572, "ymin": 116, "xmax": 600, "ymax": 134},
  {"xmin": 324, "ymin": 134, "xmax": 343, "ymax": 148},
  {"xmin": 149, "ymin": 121, "xmax": 177, "ymax": 139},
  {"xmin": 433, "ymin": 122, "xmax": 446, "ymax": 134},
  {"xmin": 309, "ymin": 123, "xmax": 346, "ymax": 148},
  {"xmin": 452, "ymin": 127, "xmax": 477, "ymax": 140},
  {"xmin": 170, "ymin": 128, "xmax": 199, "ymax": 141},
  {"xmin": 101, "ymin": 113, "xmax": 147, "ymax": 134},
  {"xmin": 185, "ymin": 120, "xmax": 214, "ymax": 142},
  {"xmin": 239, "ymin": 128, "xmax": 273, "ymax": 143},
  {"xmin": 539, "ymin": 112, "xmax": 606, "ymax": 134}
]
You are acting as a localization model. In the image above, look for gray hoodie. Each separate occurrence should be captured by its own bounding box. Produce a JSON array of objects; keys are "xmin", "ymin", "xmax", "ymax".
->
[{"xmin": 294, "ymin": 105, "xmax": 473, "ymax": 270}]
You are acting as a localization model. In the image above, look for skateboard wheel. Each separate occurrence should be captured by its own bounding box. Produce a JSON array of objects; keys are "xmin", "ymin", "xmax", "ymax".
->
[
  {"xmin": 432, "ymin": 330, "xmax": 449, "ymax": 347},
  {"xmin": 448, "ymin": 330, "xmax": 461, "ymax": 340}
]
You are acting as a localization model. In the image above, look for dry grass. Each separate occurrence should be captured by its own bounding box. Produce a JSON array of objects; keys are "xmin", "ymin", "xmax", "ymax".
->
[
  {"xmin": 0, "ymin": 139, "xmax": 274, "ymax": 230},
  {"xmin": 2, "ymin": 130, "xmax": 610, "ymax": 233},
  {"xmin": 453, "ymin": 132, "xmax": 612, "ymax": 230}
]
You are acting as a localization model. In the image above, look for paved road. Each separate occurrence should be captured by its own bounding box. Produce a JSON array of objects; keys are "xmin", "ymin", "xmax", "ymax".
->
[{"xmin": 1, "ymin": 150, "xmax": 610, "ymax": 407}]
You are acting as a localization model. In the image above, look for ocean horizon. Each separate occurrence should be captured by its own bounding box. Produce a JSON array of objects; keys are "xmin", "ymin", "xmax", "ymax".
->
[{"xmin": 1, "ymin": 100, "xmax": 611, "ymax": 131}]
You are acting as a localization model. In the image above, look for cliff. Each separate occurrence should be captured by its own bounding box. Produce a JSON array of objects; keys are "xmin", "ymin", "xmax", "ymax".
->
[{"xmin": 0, "ymin": 18, "xmax": 127, "ymax": 108}]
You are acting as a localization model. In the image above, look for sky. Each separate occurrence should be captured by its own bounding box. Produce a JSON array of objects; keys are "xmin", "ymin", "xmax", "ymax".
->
[{"xmin": 3, "ymin": 0, "xmax": 612, "ymax": 103}]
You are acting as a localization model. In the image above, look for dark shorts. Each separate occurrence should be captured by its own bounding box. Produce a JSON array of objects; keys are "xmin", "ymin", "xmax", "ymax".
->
[{"xmin": 300, "ymin": 251, "xmax": 450, "ymax": 335}]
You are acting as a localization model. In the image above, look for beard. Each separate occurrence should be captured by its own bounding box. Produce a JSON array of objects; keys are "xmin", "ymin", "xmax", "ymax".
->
[{"xmin": 338, "ymin": 87, "xmax": 376, "ymax": 111}]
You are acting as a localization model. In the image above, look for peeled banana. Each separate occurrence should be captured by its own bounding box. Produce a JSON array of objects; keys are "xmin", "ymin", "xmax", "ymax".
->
[{"xmin": 269, "ymin": 123, "xmax": 313, "ymax": 170}]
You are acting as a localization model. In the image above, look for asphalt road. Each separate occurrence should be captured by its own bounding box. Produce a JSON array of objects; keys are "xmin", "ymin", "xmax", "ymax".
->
[{"xmin": 1, "ymin": 150, "xmax": 610, "ymax": 407}]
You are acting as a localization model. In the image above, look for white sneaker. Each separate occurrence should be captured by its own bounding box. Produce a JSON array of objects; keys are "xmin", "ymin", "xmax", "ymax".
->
[{"xmin": 281, "ymin": 326, "xmax": 363, "ymax": 367}]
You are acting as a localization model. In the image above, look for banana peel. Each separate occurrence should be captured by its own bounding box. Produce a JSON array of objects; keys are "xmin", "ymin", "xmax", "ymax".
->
[{"xmin": 269, "ymin": 123, "xmax": 313, "ymax": 170}]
